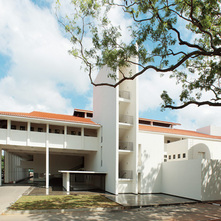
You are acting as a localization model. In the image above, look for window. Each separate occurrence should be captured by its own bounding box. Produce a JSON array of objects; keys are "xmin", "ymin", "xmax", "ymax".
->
[
  {"xmin": 86, "ymin": 113, "xmax": 93, "ymax": 118},
  {"xmin": 11, "ymin": 125, "xmax": 16, "ymax": 130},
  {"xmin": 167, "ymin": 140, "xmax": 171, "ymax": 143},
  {"xmin": 55, "ymin": 129, "xmax": 60, "ymax": 134},
  {"xmin": 38, "ymin": 128, "xmax": 43, "ymax": 132},
  {"xmin": 173, "ymin": 154, "xmax": 176, "ymax": 159},
  {"xmin": 20, "ymin": 126, "xmax": 25, "ymax": 130},
  {"xmin": 183, "ymin": 153, "xmax": 186, "ymax": 158},
  {"xmin": 0, "ymin": 120, "xmax": 7, "ymax": 129},
  {"xmin": 31, "ymin": 127, "xmax": 34, "ymax": 131},
  {"xmin": 84, "ymin": 128, "xmax": 97, "ymax": 137},
  {"xmin": 178, "ymin": 154, "xmax": 181, "ymax": 159},
  {"xmin": 168, "ymin": 155, "xmax": 171, "ymax": 160}
]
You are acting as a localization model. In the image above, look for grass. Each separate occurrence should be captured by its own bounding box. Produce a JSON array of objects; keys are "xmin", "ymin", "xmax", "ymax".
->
[{"xmin": 9, "ymin": 194, "xmax": 119, "ymax": 210}]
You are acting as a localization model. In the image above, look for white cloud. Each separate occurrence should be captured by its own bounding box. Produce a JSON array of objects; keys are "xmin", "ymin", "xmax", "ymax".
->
[
  {"xmin": 139, "ymin": 70, "xmax": 181, "ymax": 112},
  {"xmin": 138, "ymin": 69, "xmax": 221, "ymax": 130},
  {"xmin": 0, "ymin": 0, "xmax": 91, "ymax": 114}
]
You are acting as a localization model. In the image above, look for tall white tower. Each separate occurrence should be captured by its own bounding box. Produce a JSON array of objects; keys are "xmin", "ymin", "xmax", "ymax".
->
[{"xmin": 93, "ymin": 57, "xmax": 139, "ymax": 194}]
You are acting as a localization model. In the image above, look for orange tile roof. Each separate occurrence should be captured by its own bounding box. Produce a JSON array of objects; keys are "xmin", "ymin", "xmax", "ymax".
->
[
  {"xmin": 139, "ymin": 125, "xmax": 221, "ymax": 140},
  {"xmin": 0, "ymin": 111, "xmax": 98, "ymax": 126}
]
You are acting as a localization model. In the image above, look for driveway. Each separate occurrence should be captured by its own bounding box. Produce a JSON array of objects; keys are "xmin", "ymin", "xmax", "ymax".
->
[
  {"xmin": 1, "ymin": 203, "xmax": 221, "ymax": 220},
  {"xmin": 0, "ymin": 185, "xmax": 31, "ymax": 214}
]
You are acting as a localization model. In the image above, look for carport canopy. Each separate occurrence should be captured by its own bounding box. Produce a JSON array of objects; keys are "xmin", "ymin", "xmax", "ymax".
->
[{"xmin": 59, "ymin": 170, "xmax": 107, "ymax": 192}]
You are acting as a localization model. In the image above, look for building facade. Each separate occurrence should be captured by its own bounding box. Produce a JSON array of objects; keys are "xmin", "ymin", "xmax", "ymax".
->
[{"xmin": 0, "ymin": 61, "xmax": 221, "ymax": 201}]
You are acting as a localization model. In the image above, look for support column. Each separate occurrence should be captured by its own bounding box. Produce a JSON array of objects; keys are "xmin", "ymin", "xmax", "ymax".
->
[
  {"xmin": 46, "ymin": 146, "xmax": 49, "ymax": 190},
  {"xmin": 0, "ymin": 148, "xmax": 2, "ymax": 186},
  {"xmin": 27, "ymin": 121, "xmax": 30, "ymax": 146},
  {"xmin": 46, "ymin": 124, "xmax": 49, "ymax": 192},
  {"xmin": 81, "ymin": 127, "xmax": 84, "ymax": 149},
  {"xmin": 67, "ymin": 172, "xmax": 70, "ymax": 192},
  {"xmin": 6, "ymin": 120, "xmax": 11, "ymax": 144},
  {"xmin": 64, "ymin": 125, "xmax": 67, "ymax": 148}
]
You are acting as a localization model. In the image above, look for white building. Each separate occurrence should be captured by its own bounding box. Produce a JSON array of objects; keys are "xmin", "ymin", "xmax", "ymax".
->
[{"xmin": 0, "ymin": 61, "xmax": 221, "ymax": 201}]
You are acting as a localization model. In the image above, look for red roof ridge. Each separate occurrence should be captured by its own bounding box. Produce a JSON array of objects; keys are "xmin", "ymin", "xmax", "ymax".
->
[
  {"xmin": 0, "ymin": 111, "xmax": 98, "ymax": 126},
  {"xmin": 139, "ymin": 125, "xmax": 221, "ymax": 140}
]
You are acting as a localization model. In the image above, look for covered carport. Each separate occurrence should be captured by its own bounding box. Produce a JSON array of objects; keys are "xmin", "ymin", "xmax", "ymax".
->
[{"xmin": 0, "ymin": 144, "xmax": 97, "ymax": 191}]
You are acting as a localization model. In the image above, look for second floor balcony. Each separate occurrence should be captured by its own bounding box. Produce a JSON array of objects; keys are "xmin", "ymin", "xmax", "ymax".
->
[
  {"xmin": 0, "ymin": 120, "xmax": 99, "ymax": 151},
  {"xmin": 119, "ymin": 141, "xmax": 133, "ymax": 151},
  {"xmin": 119, "ymin": 90, "xmax": 130, "ymax": 100},
  {"xmin": 119, "ymin": 114, "xmax": 133, "ymax": 125}
]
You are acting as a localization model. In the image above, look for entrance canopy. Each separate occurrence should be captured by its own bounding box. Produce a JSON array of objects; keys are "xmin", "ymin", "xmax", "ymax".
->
[{"xmin": 59, "ymin": 170, "xmax": 107, "ymax": 192}]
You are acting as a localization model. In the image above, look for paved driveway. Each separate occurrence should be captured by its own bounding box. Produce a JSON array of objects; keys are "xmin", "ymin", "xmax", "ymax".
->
[
  {"xmin": 1, "ymin": 203, "xmax": 221, "ymax": 220},
  {"xmin": 0, "ymin": 185, "xmax": 31, "ymax": 214}
]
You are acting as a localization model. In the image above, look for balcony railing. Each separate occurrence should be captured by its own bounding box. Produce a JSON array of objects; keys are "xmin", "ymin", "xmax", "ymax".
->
[
  {"xmin": 119, "ymin": 115, "xmax": 133, "ymax": 124},
  {"xmin": 119, "ymin": 170, "xmax": 133, "ymax": 179},
  {"xmin": 119, "ymin": 141, "xmax": 133, "ymax": 151},
  {"xmin": 119, "ymin": 90, "xmax": 130, "ymax": 100}
]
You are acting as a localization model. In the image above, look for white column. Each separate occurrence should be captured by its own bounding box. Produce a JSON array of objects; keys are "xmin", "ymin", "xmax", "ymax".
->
[
  {"xmin": 67, "ymin": 172, "xmax": 70, "ymax": 192},
  {"xmin": 46, "ymin": 124, "xmax": 49, "ymax": 190},
  {"xmin": 46, "ymin": 146, "xmax": 49, "ymax": 189},
  {"xmin": 81, "ymin": 127, "xmax": 84, "ymax": 149},
  {"xmin": 64, "ymin": 125, "xmax": 67, "ymax": 148},
  {"xmin": 27, "ymin": 122, "xmax": 30, "ymax": 146},
  {"xmin": 0, "ymin": 148, "xmax": 2, "ymax": 186},
  {"xmin": 6, "ymin": 120, "xmax": 11, "ymax": 144}
]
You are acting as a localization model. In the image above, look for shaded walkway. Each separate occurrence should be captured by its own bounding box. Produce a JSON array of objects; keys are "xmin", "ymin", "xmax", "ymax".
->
[{"xmin": 0, "ymin": 185, "xmax": 31, "ymax": 214}]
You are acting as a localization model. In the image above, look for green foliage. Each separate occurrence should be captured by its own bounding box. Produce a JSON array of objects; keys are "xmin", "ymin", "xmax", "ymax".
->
[{"xmin": 57, "ymin": 0, "xmax": 221, "ymax": 109}]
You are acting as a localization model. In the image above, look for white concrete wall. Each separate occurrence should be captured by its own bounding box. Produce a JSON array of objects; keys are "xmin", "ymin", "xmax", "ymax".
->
[
  {"xmin": 118, "ymin": 180, "xmax": 133, "ymax": 193},
  {"xmin": 201, "ymin": 160, "xmax": 221, "ymax": 201},
  {"xmin": 118, "ymin": 56, "xmax": 139, "ymax": 194},
  {"xmin": 197, "ymin": 125, "xmax": 221, "ymax": 136},
  {"xmin": 0, "ymin": 129, "xmax": 7, "ymax": 144},
  {"xmin": 166, "ymin": 139, "xmax": 189, "ymax": 161},
  {"xmin": 4, "ymin": 151, "xmax": 29, "ymax": 183},
  {"xmin": 30, "ymin": 132, "xmax": 46, "ymax": 147},
  {"xmin": 189, "ymin": 139, "xmax": 221, "ymax": 160},
  {"xmin": 0, "ymin": 122, "xmax": 99, "ymax": 151},
  {"xmin": 162, "ymin": 159, "xmax": 202, "ymax": 200},
  {"xmin": 162, "ymin": 159, "xmax": 221, "ymax": 201},
  {"xmin": 165, "ymin": 138, "xmax": 221, "ymax": 161},
  {"xmin": 138, "ymin": 132, "xmax": 164, "ymax": 193},
  {"xmin": 93, "ymin": 66, "xmax": 118, "ymax": 194}
]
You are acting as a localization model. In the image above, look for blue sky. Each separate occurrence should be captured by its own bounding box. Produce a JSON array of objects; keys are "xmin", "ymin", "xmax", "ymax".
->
[{"xmin": 0, "ymin": 0, "xmax": 220, "ymax": 130}]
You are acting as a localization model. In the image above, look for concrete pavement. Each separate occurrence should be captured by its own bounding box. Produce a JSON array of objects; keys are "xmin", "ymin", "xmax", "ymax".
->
[
  {"xmin": 1, "ymin": 203, "xmax": 221, "ymax": 220},
  {"xmin": 0, "ymin": 185, "xmax": 31, "ymax": 214},
  {"xmin": 106, "ymin": 193, "xmax": 197, "ymax": 207}
]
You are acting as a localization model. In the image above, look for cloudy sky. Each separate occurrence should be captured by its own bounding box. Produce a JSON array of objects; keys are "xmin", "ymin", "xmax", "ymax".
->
[{"xmin": 0, "ymin": 0, "xmax": 220, "ymax": 131}]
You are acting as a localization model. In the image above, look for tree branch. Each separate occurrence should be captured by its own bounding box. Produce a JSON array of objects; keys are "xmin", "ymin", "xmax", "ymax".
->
[{"xmin": 165, "ymin": 100, "xmax": 221, "ymax": 109}]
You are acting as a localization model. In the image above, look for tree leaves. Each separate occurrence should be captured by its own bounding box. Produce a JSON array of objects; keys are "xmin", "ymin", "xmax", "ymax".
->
[{"xmin": 57, "ymin": 0, "xmax": 221, "ymax": 108}]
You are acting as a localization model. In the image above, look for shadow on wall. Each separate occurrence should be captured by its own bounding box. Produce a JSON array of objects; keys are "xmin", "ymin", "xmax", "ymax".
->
[
  {"xmin": 201, "ymin": 160, "xmax": 221, "ymax": 201},
  {"xmin": 139, "ymin": 149, "xmax": 162, "ymax": 193},
  {"xmin": 188, "ymin": 144, "xmax": 211, "ymax": 160}
]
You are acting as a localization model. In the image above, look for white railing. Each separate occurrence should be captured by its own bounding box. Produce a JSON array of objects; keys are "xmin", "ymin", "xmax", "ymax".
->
[
  {"xmin": 119, "ymin": 114, "xmax": 133, "ymax": 124},
  {"xmin": 10, "ymin": 130, "xmax": 27, "ymax": 146},
  {"xmin": 30, "ymin": 132, "xmax": 46, "ymax": 147},
  {"xmin": 0, "ymin": 128, "xmax": 7, "ymax": 144},
  {"xmin": 119, "ymin": 90, "xmax": 130, "ymax": 100},
  {"xmin": 119, "ymin": 170, "xmax": 133, "ymax": 179},
  {"xmin": 1, "ymin": 124, "xmax": 99, "ymax": 151},
  {"xmin": 119, "ymin": 141, "xmax": 133, "ymax": 151}
]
